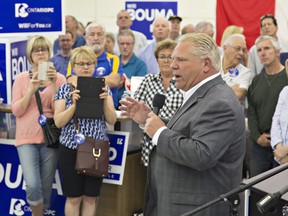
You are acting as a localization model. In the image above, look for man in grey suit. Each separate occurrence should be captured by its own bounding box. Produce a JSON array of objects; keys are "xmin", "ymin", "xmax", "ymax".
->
[{"xmin": 120, "ymin": 33, "xmax": 245, "ymax": 215}]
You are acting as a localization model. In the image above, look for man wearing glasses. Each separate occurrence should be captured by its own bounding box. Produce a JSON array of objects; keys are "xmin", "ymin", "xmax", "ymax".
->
[
  {"xmin": 117, "ymin": 29, "xmax": 147, "ymax": 101},
  {"xmin": 248, "ymin": 14, "xmax": 288, "ymax": 77},
  {"xmin": 51, "ymin": 31, "xmax": 73, "ymax": 76},
  {"xmin": 221, "ymin": 34, "xmax": 253, "ymax": 106}
]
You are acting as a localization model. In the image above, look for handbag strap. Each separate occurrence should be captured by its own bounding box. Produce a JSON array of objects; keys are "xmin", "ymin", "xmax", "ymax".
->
[
  {"xmin": 35, "ymin": 90, "xmax": 43, "ymax": 115},
  {"xmin": 29, "ymin": 70, "xmax": 43, "ymax": 115}
]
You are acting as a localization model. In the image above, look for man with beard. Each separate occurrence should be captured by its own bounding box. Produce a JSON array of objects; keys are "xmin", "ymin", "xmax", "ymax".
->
[{"xmin": 67, "ymin": 22, "xmax": 123, "ymax": 108}]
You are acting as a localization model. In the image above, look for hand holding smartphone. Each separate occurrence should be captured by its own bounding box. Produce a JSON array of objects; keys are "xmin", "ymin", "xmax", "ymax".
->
[{"xmin": 38, "ymin": 62, "xmax": 54, "ymax": 81}]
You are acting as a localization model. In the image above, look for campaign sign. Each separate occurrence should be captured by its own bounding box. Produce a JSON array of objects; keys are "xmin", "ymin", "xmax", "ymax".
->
[
  {"xmin": 0, "ymin": 0, "xmax": 64, "ymax": 36},
  {"xmin": 104, "ymin": 131, "xmax": 129, "ymax": 185},
  {"xmin": 0, "ymin": 43, "xmax": 7, "ymax": 102},
  {"xmin": 0, "ymin": 38, "xmax": 28, "ymax": 104},
  {"xmin": 0, "ymin": 141, "xmax": 65, "ymax": 216},
  {"xmin": 0, "ymin": 131, "xmax": 129, "ymax": 215},
  {"xmin": 126, "ymin": 1, "xmax": 177, "ymax": 40}
]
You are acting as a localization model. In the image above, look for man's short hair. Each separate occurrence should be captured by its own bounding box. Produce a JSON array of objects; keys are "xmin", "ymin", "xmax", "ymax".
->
[
  {"xmin": 85, "ymin": 22, "xmax": 106, "ymax": 35},
  {"xmin": 179, "ymin": 33, "xmax": 220, "ymax": 71},
  {"xmin": 223, "ymin": 34, "xmax": 246, "ymax": 46},
  {"xmin": 152, "ymin": 17, "xmax": 171, "ymax": 31},
  {"xmin": 117, "ymin": 29, "xmax": 135, "ymax": 43},
  {"xmin": 255, "ymin": 35, "xmax": 281, "ymax": 51},
  {"xmin": 260, "ymin": 14, "xmax": 277, "ymax": 27}
]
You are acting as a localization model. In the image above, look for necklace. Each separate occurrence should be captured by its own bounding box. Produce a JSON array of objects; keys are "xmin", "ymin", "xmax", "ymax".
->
[{"xmin": 264, "ymin": 72, "xmax": 283, "ymax": 87}]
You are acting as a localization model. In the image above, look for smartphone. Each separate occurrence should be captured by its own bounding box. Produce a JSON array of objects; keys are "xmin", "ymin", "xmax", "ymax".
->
[{"xmin": 38, "ymin": 62, "xmax": 54, "ymax": 81}]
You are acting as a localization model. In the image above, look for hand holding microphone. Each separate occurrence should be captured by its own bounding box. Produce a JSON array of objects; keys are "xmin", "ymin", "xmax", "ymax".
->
[{"xmin": 145, "ymin": 93, "xmax": 166, "ymax": 138}]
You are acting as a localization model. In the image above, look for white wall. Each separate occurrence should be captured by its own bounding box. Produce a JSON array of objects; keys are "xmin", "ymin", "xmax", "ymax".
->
[{"xmin": 47, "ymin": 0, "xmax": 217, "ymax": 43}]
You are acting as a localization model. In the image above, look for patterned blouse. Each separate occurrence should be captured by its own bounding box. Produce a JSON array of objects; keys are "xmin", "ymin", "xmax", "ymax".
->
[
  {"xmin": 134, "ymin": 73, "xmax": 183, "ymax": 166},
  {"xmin": 55, "ymin": 83, "xmax": 112, "ymax": 149}
]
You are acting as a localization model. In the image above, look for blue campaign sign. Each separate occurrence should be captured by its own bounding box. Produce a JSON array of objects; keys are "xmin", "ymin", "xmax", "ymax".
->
[
  {"xmin": 0, "ymin": 44, "xmax": 7, "ymax": 102},
  {"xmin": 11, "ymin": 41, "xmax": 29, "ymax": 83},
  {"xmin": 0, "ymin": 0, "xmax": 64, "ymax": 36},
  {"xmin": 0, "ymin": 142, "xmax": 65, "ymax": 216},
  {"xmin": 126, "ymin": 1, "xmax": 177, "ymax": 40},
  {"xmin": 0, "ymin": 39, "xmax": 28, "ymax": 104}
]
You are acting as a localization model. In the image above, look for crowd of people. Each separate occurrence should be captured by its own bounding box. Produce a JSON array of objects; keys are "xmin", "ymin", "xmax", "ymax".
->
[{"xmin": 10, "ymin": 10, "xmax": 288, "ymax": 216}]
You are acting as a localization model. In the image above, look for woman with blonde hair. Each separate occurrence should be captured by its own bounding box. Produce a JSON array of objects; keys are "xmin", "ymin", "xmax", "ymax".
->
[
  {"xmin": 54, "ymin": 46, "xmax": 116, "ymax": 216},
  {"xmin": 12, "ymin": 35, "xmax": 66, "ymax": 215}
]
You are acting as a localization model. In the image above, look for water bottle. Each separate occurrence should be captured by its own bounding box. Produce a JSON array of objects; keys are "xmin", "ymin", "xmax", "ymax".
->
[{"xmin": 121, "ymin": 91, "xmax": 130, "ymax": 100}]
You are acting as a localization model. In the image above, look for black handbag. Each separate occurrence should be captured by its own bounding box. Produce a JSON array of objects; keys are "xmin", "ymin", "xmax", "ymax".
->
[{"xmin": 35, "ymin": 90, "xmax": 61, "ymax": 148}]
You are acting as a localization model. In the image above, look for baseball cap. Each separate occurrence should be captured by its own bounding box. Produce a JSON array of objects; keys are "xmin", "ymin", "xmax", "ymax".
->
[{"xmin": 168, "ymin": 15, "xmax": 182, "ymax": 22}]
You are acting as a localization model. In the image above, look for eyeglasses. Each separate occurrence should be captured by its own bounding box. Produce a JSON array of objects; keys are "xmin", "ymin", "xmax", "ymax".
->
[
  {"xmin": 158, "ymin": 55, "xmax": 173, "ymax": 62},
  {"xmin": 227, "ymin": 45, "xmax": 247, "ymax": 53},
  {"xmin": 32, "ymin": 49, "xmax": 48, "ymax": 54},
  {"xmin": 260, "ymin": 14, "xmax": 275, "ymax": 21},
  {"xmin": 74, "ymin": 62, "xmax": 95, "ymax": 67}
]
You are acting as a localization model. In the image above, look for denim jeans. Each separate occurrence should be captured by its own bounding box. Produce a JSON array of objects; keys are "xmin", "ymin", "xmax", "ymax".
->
[
  {"xmin": 249, "ymin": 141, "xmax": 278, "ymax": 177},
  {"xmin": 17, "ymin": 143, "xmax": 59, "ymax": 208}
]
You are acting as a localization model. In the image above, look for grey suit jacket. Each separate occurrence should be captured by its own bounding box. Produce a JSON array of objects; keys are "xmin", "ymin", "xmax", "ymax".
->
[{"xmin": 144, "ymin": 75, "xmax": 246, "ymax": 216}]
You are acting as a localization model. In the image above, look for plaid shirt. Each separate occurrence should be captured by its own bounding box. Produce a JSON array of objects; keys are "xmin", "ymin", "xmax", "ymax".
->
[{"xmin": 134, "ymin": 73, "xmax": 183, "ymax": 166}]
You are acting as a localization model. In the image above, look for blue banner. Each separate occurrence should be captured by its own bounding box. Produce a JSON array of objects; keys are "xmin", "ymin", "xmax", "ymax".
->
[
  {"xmin": 0, "ymin": 131, "xmax": 129, "ymax": 215},
  {"xmin": 0, "ymin": 0, "xmax": 63, "ymax": 35},
  {"xmin": 126, "ymin": 1, "xmax": 177, "ymax": 40},
  {"xmin": 0, "ymin": 143, "xmax": 65, "ymax": 216},
  {"xmin": 0, "ymin": 43, "xmax": 7, "ymax": 102},
  {"xmin": 0, "ymin": 39, "xmax": 28, "ymax": 104}
]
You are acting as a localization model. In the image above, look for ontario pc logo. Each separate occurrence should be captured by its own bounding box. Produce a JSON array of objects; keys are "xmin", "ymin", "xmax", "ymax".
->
[
  {"xmin": 9, "ymin": 198, "xmax": 26, "ymax": 216},
  {"xmin": 15, "ymin": 3, "xmax": 29, "ymax": 18}
]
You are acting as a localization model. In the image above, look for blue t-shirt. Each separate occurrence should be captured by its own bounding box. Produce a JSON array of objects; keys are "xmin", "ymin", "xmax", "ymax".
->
[
  {"xmin": 50, "ymin": 53, "xmax": 70, "ymax": 76},
  {"xmin": 118, "ymin": 54, "xmax": 147, "ymax": 100}
]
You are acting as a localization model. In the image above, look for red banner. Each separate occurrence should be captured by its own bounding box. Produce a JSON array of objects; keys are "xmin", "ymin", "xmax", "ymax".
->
[{"xmin": 216, "ymin": 0, "xmax": 275, "ymax": 49}]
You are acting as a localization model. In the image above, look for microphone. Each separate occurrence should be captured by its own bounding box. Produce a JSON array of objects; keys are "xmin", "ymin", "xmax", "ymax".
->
[
  {"xmin": 257, "ymin": 184, "xmax": 288, "ymax": 214},
  {"xmin": 152, "ymin": 93, "xmax": 166, "ymax": 115}
]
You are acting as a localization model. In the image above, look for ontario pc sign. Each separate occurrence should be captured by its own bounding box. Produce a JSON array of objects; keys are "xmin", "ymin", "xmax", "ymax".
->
[
  {"xmin": 0, "ymin": 0, "xmax": 64, "ymax": 37},
  {"xmin": 126, "ymin": 1, "xmax": 177, "ymax": 40},
  {"xmin": 0, "ymin": 142, "xmax": 65, "ymax": 216}
]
